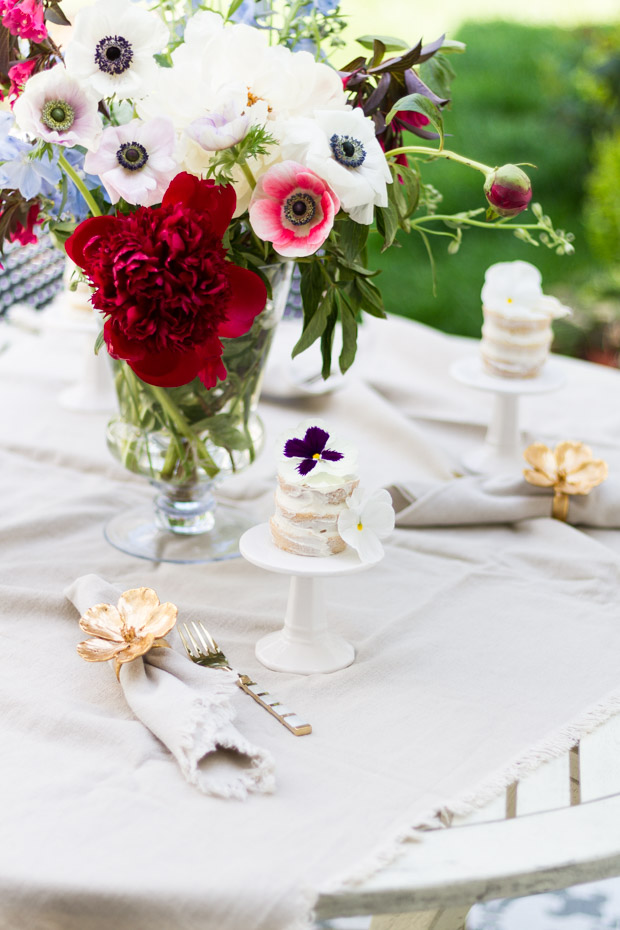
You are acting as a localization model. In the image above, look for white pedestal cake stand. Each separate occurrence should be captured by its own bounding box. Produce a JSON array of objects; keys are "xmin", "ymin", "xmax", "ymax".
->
[
  {"xmin": 240, "ymin": 523, "xmax": 381, "ymax": 675},
  {"xmin": 451, "ymin": 356, "xmax": 566, "ymax": 475}
]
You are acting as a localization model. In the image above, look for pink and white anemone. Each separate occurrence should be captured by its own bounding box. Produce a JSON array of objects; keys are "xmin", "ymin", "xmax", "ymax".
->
[
  {"xmin": 12, "ymin": 64, "xmax": 102, "ymax": 150},
  {"xmin": 84, "ymin": 117, "xmax": 178, "ymax": 207},
  {"xmin": 248, "ymin": 160, "xmax": 339, "ymax": 258}
]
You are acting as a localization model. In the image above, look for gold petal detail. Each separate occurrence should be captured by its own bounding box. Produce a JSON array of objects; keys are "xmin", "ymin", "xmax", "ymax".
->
[
  {"xmin": 523, "ymin": 468, "xmax": 555, "ymax": 488},
  {"xmin": 556, "ymin": 440, "xmax": 593, "ymax": 475},
  {"xmin": 117, "ymin": 587, "xmax": 161, "ymax": 632},
  {"xmin": 142, "ymin": 602, "xmax": 178, "ymax": 639},
  {"xmin": 523, "ymin": 443, "xmax": 557, "ymax": 482},
  {"xmin": 77, "ymin": 638, "xmax": 126, "ymax": 662},
  {"xmin": 560, "ymin": 460, "xmax": 609, "ymax": 495},
  {"xmin": 116, "ymin": 633, "xmax": 156, "ymax": 665},
  {"xmin": 79, "ymin": 603, "xmax": 124, "ymax": 641}
]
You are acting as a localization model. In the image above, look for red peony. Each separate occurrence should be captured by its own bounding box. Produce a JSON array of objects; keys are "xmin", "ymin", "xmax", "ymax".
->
[
  {"xmin": 484, "ymin": 164, "xmax": 532, "ymax": 218},
  {"xmin": 65, "ymin": 173, "xmax": 268, "ymax": 389}
]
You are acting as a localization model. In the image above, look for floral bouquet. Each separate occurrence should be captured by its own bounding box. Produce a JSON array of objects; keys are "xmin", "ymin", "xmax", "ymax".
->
[{"xmin": 0, "ymin": 0, "xmax": 574, "ymax": 553}]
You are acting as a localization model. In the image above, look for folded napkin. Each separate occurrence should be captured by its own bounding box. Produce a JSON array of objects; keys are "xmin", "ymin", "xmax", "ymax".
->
[
  {"xmin": 65, "ymin": 575, "xmax": 275, "ymax": 799},
  {"xmin": 388, "ymin": 474, "xmax": 620, "ymax": 527}
]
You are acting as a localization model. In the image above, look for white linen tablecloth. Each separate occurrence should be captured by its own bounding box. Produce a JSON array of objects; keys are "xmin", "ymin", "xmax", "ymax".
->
[{"xmin": 2, "ymin": 312, "xmax": 620, "ymax": 930}]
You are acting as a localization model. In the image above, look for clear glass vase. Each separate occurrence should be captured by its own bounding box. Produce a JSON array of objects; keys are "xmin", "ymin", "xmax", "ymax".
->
[{"xmin": 104, "ymin": 261, "xmax": 293, "ymax": 563}]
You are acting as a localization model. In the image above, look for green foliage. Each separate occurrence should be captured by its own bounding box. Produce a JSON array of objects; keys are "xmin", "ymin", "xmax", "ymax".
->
[
  {"xmin": 369, "ymin": 20, "xmax": 597, "ymax": 338},
  {"xmin": 584, "ymin": 129, "xmax": 620, "ymax": 266},
  {"xmin": 207, "ymin": 125, "xmax": 277, "ymax": 186}
]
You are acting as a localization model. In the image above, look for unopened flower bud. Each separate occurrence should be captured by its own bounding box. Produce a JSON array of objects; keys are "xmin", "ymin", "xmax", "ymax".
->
[{"xmin": 484, "ymin": 164, "xmax": 532, "ymax": 218}]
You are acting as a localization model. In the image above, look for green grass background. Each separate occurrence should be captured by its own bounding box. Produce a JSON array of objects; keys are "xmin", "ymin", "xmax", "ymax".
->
[{"xmin": 334, "ymin": 2, "xmax": 617, "ymax": 345}]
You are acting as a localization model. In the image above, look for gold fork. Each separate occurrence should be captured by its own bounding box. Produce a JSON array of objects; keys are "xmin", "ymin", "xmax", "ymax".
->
[{"xmin": 178, "ymin": 621, "xmax": 312, "ymax": 737}]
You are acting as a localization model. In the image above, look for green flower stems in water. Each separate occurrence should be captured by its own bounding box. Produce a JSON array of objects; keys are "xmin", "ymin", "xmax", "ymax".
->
[
  {"xmin": 145, "ymin": 382, "xmax": 221, "ymax": 479},
  {"xmin": 58, "ymin": 152, "xmax": 102, "ymax": 218}
]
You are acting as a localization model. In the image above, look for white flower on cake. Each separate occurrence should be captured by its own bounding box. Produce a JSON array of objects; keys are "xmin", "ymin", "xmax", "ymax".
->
[
  {"xmin": 64, "ymin": 0, "xmax": 169, "ymax": 101},
  {"xmin": 481, "ymin": 261, "xmax": 571, "ymax": 320},
  {"xmin": 337, "ymin": 488, "xmax": 395, "ymax": 563},
  {"xmin": 280, "ymin": 108, "xmax": 391, "ymax": 225},
  {"xmin": 277, "ymin": 420, "xmax": 358, "ymax": 488}
]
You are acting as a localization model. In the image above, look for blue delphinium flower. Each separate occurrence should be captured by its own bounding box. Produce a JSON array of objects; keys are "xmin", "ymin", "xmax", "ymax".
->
[
  {"xmin": 300, "ymin": 0, "xmax": 339, "ymax": 13},
  {"xmin": 0, "ymin": 147, "xmax": 62, "ymax": 201},
  {"xmin": 230, "ymin": 0, "xmax": 272, "ymax": 27}
]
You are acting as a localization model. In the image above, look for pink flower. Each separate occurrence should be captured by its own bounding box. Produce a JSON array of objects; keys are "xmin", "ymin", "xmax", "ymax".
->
[
  {"xmin": 1, "ymin": 0, "xmax": 47, "ymax": 44},
  {"xmin": 8, "ymin": 58, "xmax": 37, "ymax": 103},
  {"xmin": 9, "ymin": 202, "xmax": 40, "ymax": 245},
  {"xmin": 249, "ymin": 160, "xmax": 339, "ymax": 258},
  {"xmin": 84, "ymin": 117, "xmax": 178, "ymax": 207}
]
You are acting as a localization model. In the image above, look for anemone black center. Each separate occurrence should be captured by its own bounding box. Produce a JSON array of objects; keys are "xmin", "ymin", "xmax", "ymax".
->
[
  {"xmin": 116, "ymin": 141, "xmax": 149, "ymax": 171},
  {"xmin": 283, "ymin": 192, "xmax": 316, "ymax": 227},
  {"xmin": 94, "ymin": 35, "xmax": 134, "ymax": 76},
  {"xmin": 329, "ymin": 133, "xmax": 366, "ymax": 169}
]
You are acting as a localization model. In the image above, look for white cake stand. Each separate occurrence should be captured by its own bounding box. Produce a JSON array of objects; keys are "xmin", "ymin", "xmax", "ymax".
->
[
  {"xmin": 451, "ymin": 355, "xmax": 566, "ymax": 475},
  {"xmin": 239, "ymin": 523, "xmax": 381, "ymax": 675}
]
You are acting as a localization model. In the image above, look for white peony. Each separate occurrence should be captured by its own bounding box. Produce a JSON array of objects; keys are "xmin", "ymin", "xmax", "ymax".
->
[
  {"xmin": 279, "ymin": 108, "xmax": 392, "ymax": 225},
  {"xmin": 137, "ymin": 12, "xmax": 350, "ymax": 213},
  {"xmin": 64, "ymin": 0, "xmax": 168, "ymax": 100}
]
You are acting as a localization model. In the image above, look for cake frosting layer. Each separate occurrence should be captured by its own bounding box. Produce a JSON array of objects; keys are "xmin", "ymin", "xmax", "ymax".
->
[{"xmin": 270, "ymin": 475, "xmax": 359, "ymax": 557}]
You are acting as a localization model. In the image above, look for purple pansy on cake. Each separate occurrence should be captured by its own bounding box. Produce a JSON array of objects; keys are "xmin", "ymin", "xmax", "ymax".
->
[{"xmin": 271, "ymin": 419, "xmax": 359, "ymax": 557}]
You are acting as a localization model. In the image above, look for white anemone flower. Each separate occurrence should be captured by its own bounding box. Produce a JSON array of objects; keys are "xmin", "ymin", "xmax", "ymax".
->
[
  {"xmin": 481, "ymin": 261, "xmax": 571, "ymax": 319},
  {"xmin": 64, "ymin": 0, "xmax": 168, "ymax": 101},
  {"xmin": 280, "ymin": 108, "xmax": 392, "ymax": 225},
  {"xmin": 337, "ymin": 488, "xmax": 396, "ymax": 563},
  {"xmin": 12, "ymin": 64, "xmax": 102, "ymax": 150},
  {"xmin": 84, "ymin": 117, "xmax": 178, "ymax": 207}
]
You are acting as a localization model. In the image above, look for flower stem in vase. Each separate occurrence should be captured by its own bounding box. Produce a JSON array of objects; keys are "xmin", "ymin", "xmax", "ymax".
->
[{"xmin": 146, "ymin": 383, "xmax": 220, "ymax": 480}]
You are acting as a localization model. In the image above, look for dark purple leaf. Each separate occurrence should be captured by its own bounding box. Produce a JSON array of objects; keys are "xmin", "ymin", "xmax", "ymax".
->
[
  {"xmin": 363, "ymin": 73, "xmax": 390, "ymax": 115},
  {"xmin": 369, "ymin": 40, "xmax": 423, "ymax": 75},
  {"xmin": 418, "ymin": 34, "xmax": 445, "ymax": 63},
  {"xmin": 404, "ymin": 69, "xmax": 449, "ymax": 107}
]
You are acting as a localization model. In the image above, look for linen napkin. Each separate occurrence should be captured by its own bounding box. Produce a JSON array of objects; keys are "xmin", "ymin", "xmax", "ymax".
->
[
  {"xmin": 388, "ymin": 474, "xmax": 620, "ymax": 527},
  {"xmin": 65, "ymin": 574, "xmax": 275, "ymax": 799}
]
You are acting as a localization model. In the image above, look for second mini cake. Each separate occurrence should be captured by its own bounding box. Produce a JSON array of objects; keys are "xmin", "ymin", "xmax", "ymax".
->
[{"xmin": 480, "ymin": 261, "xmax": 570, "ymax": 378}]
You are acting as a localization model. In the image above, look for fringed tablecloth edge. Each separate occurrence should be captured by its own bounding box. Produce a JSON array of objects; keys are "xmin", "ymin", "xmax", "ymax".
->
[{"xmin": 321, "ymin": 686, "xmax": 620, "ymax": 891}]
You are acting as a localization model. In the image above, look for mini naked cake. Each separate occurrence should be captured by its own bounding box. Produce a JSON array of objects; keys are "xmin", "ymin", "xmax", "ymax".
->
[
  {"xmin": 270, "ymin": 421, "xmax": 359, "ymax": 557},
  {"xmin": 480, "ymin": 261, "xmax": 570, "ymax": 379}
]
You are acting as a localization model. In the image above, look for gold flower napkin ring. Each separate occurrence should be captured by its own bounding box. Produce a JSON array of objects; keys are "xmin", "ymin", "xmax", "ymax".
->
[
  {"xmin": 77, "ymin": 587, "xmax": 178, "ymax": 680},
  {"xmin": 523, "ymin": 441, "xmax": 608, "ymax": 522}
]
